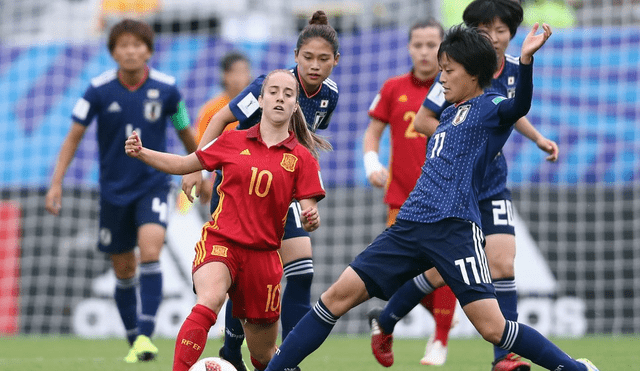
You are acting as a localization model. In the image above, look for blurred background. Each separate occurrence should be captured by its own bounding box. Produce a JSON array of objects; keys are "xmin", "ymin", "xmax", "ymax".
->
[{"xmin": 0, "ymin": 0, "xmax": 639, "ymax": 340}]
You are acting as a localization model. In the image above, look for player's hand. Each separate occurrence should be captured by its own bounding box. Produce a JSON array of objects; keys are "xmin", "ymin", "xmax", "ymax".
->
[
  {"xmin": 181, "ymin": 171, "xmax": 202, "ymax": 203},
  {"xmin": 45, "ymin": 184, "xmax": 62, "ymax": 215},
  {"xmin": 537, "ymin": 137, "xmax": 559, "ymax": 162},
  {"xmin": 367, "ymin": 168, "xmax": 389, "ymax": 188},
  {"xmin": 125, "ymin": 131, "xmax": 143, "ymax": 157},
  {"xmin": 301, "ymin": 206, "xmax": 320, "ymax": 232},
  {"xmin": 520, "ymin": 23, "xmax": 552, "ymax": 64}
]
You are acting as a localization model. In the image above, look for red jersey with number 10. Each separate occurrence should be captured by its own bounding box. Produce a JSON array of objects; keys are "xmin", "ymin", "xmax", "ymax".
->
[
  {"xmin": 368, "ymin": 72, "xmax": 435, "ymax": 209},
  {"xmin": 196, "ymin": 124, "xmax": 325, "ymax": 250}
]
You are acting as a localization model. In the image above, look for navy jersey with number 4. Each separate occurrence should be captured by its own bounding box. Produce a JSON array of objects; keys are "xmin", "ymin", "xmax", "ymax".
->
[
  {"xmin": 71, "ymin": 68, "xmax": 182, "ymax": 205},
  {"xmin": 423, "ymin": 54, "xmax": 520, "ymax": 200},
  {"xmin": 398, "ymin": 61, "xmax": 533, "ymax": 228},
  {"xmin": 229, "ymin": 66, "xmax": 339, "ymax": 133}
]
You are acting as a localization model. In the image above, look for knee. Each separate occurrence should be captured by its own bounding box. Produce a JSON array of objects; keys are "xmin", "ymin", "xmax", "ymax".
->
[
  {"xmin": 195, "ymin": 291, "xmax": 226, "ymax": 314},
  {"xmin": 489, "ymin": 259, "xmax": 515, "ymax": 279},
  {"xmin": 475, "ymin": 322, "xmax": 505, "ymax": 344}
]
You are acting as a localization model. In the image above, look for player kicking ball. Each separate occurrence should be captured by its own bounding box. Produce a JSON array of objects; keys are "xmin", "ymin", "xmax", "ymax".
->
[{"xmin": 262, "ymin": 24, "xmax": 599, "ymax": 371}]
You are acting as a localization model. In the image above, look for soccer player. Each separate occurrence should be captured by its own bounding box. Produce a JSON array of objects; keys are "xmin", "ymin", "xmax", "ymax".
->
[
  {"xmin": 124, "ymin": 69, "xmax": 329, "ymax": 371},
  {"xmin": 44, "ymin": 19, "xmax": 198, "ymax": 363},
  {"xmin": 368, "ymin": 1, "xmax": 560, "ymax": 370},
  {"xmin": 180, "ymin": 10, "xmax": 340, "ymax": 371},
  {"xmin": 263, "ymin": 24, "xmax": 599, "ymax": 371},
  {"xmin": 193, "ymin": 51, "xmax": 252, "ymax": 205},
  {"xmin": 362, "ymin": 18, "xmax": 456, "ymax": 366}
]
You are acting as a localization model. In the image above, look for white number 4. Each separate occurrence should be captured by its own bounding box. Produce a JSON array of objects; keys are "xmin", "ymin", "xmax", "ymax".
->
[{"xmin": 152, "ymin": 197, "xmax": 168, "ymax": 223}]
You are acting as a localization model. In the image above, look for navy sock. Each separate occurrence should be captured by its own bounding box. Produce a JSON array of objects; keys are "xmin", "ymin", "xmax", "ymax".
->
[
  {"xmin": 265, "ymin": 300, "xmax": 338, "ymax": 371},
  {"xmin": 379, "ymin": 274, "xmax": 434, "ymax": 333},
  {"xmin": 281, "ymin": 258, "xmax": 314, "ymax": 341},
  {"xmin": 493, "ymin": 278, "xmax": 518, "ymax": 361},
  {"xmin": 499, "ymin": 321, "xmax": 588, "ymax": 371},
  {"xmin": 115, "ymin": 276, "xmax": 138, "ymax": 345},
  {"xmin": 139, "ymin": 261, "xmax": 162, "ymax": 337},
  {"xmin": 222, "ymin": 300, "xmax": 245, "ymax": 362}
]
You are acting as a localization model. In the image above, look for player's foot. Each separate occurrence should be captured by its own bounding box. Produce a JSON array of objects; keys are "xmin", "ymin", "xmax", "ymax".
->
[
  {"xmin": 491, "ymin": 353, "xmax": 530, "ymax": 371},
  {"xmin": 123, "ymin": 346, "xmax": 139, "ymax": 363},
  {"xmin": 367, "ymin": 307, "xmax": 394, "ymax": 367},
  {"xmin": 419, "ymin": 334, "xmax": 447, "ymax": 366},
  {"xmin": 219, "ymin": 346, "xmax": 248, "ymax": 371},
  {"xmin": 576, "ymin": 359, "xmax": 600, "ymax": 371},
  {"xmin": 132, "ymin": 335, "xmax": 158, "ymax": 362}
]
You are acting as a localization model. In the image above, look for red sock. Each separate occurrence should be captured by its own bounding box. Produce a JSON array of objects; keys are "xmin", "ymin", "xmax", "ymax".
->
[
  {"xmin": 420, "ymin": 291, "xmax": 435, "ymax": 314},
  {"xmin": 431, "ymin": 286, "xmax": 456, "ymax": 346},
  {"xmin": 251, "ymin": 355, "xmax": 269, "ymax": 371},
  {"xmin": 173, "ymin": 304, "xmax": 218, "ymax": 371}
]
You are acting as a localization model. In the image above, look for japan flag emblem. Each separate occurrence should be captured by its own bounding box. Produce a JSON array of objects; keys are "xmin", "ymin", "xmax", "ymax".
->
[{"xmin": 452, "ymin": 105, "xmax": 471, "ymax": 126}]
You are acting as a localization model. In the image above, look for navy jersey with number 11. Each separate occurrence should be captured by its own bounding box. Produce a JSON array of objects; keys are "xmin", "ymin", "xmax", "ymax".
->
[{"xmin": 398, "ymin": 62, "xmax": 533, "ymax": 228}]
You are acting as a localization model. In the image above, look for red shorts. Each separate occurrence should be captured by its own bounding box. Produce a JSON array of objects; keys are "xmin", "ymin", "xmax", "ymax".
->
[{"xmin": 192, "ymin": 236, "xmax": 283, "ymax": 324}]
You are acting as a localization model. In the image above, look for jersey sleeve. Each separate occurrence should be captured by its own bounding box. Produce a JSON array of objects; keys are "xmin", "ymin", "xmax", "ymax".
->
[
  {"xmin": 497, "ymin": 60, "xmax": 533, "ymax": 126},
  {"xmin": 229, "ymin": 75, "xmax": 265, "ymax": 130},
  {"xmin": 368, "ymin": 79, "xmax": 393, "ymax": 123},
  {"xmin": 165, "ymin": 85, "xmax": 182, "ymax": 117},
  {"xmin": 294, "ymin": 149, "xmax": 326, "ymax": 202},
  {"xmin": 422, "ymin": 73, "xmax": 451, "ymax": 120},
  {"xmin": 195, "ymin": 131, "xmax": 233, "ymax": 171},
  {"xmin": 71, "ymin": 85, "xmax": 99, "ymax": 126}
]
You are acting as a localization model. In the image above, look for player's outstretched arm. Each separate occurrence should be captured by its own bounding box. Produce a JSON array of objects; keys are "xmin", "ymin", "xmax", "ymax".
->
[
  {"xmin": 520, "ymin": 23, "xmax": 552, "ymax": 64},
  {"xmin": 514, "ymin": 117, "xmax": 559, "ymax": 162},
  {"xmin": 45, "ymin": 122, "xmax": 87, "ymax": 215},
  {"xmin": 299, "ymin": 198, "xmax": 320, "ymax": 232},
  {"xmin": 181, "ymin": 105, "xmax": 237, "ymax": 202},
  {"xmin": 126, "ymin": 131, "xmax": 202, "ymax": 175}
]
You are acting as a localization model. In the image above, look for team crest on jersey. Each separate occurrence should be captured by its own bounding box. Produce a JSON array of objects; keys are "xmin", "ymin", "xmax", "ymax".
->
[
  {"xmin": 144, "ymin": 101, "xmax": 162, "ymax": 122},
  {"xmin": 313, "ymin": 111, "xmax": 327, "ymax": 131},
  {"xmin": 508, "ymin": 76, "xmax": 515, "ymax": 85},
  {"xmin": 281, "ymin": 153, "xmax": 298, "ymax": 172},
  {"xmin": 210, "ymin": 245, "xmax": 228, "ymax": 257},
  {"xmin": 147, "ymin": 89, "xmax": 160, "ymax": 99},
  {"xmin": 452, "ymin": 105, "xmax": 471, "ymax": 126},
  {"xmin": 320, "ymin": 99, "xmax": 329, "ymax": 108}
]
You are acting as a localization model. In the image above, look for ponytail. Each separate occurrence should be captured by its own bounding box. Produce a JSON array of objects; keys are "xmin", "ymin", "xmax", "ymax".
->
[{"xmin": 289, "ymin": 104, "xmax": 332, "ymax": 159}]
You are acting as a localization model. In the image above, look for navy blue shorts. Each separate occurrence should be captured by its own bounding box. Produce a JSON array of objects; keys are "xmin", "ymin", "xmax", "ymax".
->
[
  {"xmin": 479, "ymin": 189, "xmax": 516, "ymax": 236},
  {"xmin": 210, "ymin": 172, "xmax": 308, "ymax": 240},
  {"xmin": 99, "ymin": 184, "xmax": 169, "ymax": 254},
  {"xmin": 350, "ymin": 218, "xmax": 495, "ymax": 307}
]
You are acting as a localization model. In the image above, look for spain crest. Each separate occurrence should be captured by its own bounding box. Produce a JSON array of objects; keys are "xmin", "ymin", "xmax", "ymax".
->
[{"xmin": 281, "ymin": 153, "xmax": 298, "ymax": 172}]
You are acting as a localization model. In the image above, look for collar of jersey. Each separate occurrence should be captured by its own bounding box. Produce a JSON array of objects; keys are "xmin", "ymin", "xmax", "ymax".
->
[
  {"xmin": 118, "ymin": 66, "xmax": 149, "ymax": 91},
  {"xmin": 493, "ymin": 56, "xmax": 506, "ymax": 79},
  {"xmin": 246, "ymin": 123, "xmax": 298, "ymax": 150},
  {"xmin": 410, "ymin": 69, "xmax": 436, "ymax": 88},
  {"xmin": 295, "ymin": 65, "xmax": 322, "ymax": 99}
]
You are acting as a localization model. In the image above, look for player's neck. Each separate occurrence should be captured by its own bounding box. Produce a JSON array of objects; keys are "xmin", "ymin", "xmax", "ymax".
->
[
  {"xmin": 118, "ymin": 66, "xmax": 149, "ymax": 91},
  {"xmin": 259, "ymin": 122, "xmax": 290, "ymax": 147},
  {"xmin": 493, "ymin": 55, "xmax": 505, "ymax": 79}
]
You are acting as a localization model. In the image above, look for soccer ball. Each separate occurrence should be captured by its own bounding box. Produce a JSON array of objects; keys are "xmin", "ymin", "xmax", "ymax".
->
[{"xmin": 189, "ymin": 357, "xmax": 237, "ymax": 371}]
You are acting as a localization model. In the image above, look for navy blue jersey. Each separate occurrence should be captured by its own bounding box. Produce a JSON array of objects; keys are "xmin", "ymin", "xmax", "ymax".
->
[
  {"xmin": 229, "ymin": 65, "xmax": 339, "ymax": 133},
  {"xmin": 423, "ymin": 54, "xmax": 520, "ymax": 200},
  {"xmin": 71, "ymin": 68, "xmax": 182, "ymax": 205},
  {"xmin": 398, "ymin": 62, "xmax": 533, "ymax": 227}
]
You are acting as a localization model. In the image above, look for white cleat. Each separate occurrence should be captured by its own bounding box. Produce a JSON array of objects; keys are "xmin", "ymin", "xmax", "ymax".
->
[
  {"xmin": 577, "ymin": 359, "xmax": 600, "ymax": 371},
  {"xmin": 420, "ymin": 335, "xmax": 448, "ymax": 366}
]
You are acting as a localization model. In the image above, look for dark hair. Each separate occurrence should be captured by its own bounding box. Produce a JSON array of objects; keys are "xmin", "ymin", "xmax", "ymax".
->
[
  {"xmin": 409, "ymin": 18, "xmax": 445, "ymax": 41},
  {"xmin": 296, "ymin": 10, "xmax": 340, "ymax": 57},
  {"xmin": 107, "ymin": 19, "xmax": 154, "ymax": 54},
  {"xmin": 462, "ymin": 0, "xmax": 524, "ymax": 39},
  {"xmin": 220, "ymin": 51, "xmax": 250, "ymax": 73},
  {"xmin": 260, "ymin": 69, "xmax": 332, "ymax": 159},
  {"xmin": 438, "ymin": 25, "xmax": 497, "ymax": 89}
]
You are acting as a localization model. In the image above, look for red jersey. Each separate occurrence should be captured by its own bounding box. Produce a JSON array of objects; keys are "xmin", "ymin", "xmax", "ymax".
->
[
  {"xmin": 195, "ymin": 124, "xmax": 325, "ymax": 250},
  {"xmin": 368, "ymin": 72, "xmax": 435, "ymax": 209}
]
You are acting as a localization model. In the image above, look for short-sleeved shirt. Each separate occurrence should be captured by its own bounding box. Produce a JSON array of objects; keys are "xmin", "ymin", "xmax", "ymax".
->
[
  {"xmin": 71, "ymin": 67, "xmax": 182, "ymax": 205},
  {"xmin": 398, "ymin": 62, "xmax": 533, "ymax": 227},
  {"xmin": 422, "ymin": 54, "xmax": 520, "ymax": 201},
  {"xmin": 195, "ymin": 93, "xmax": 238, "ymax": 143},
  {"xmin": 229, "ymin": 66, "xmax": 339, "ymax": 133},
  {"xmin": 368, "ymin": 72, "xmax": 435, "ymax": 209},
  {"xmin": 196, "ymin": 124, "xmax": 326, "ymax": 250}
]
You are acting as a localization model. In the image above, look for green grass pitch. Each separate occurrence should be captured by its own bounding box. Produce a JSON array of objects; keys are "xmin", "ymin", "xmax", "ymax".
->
[{"xmin": 1, "ymin": 335, "xmax": 637, "ymax": 370}]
